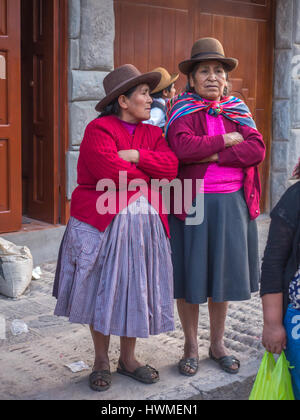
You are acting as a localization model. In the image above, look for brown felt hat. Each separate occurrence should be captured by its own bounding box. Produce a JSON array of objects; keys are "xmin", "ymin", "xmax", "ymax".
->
[
  {"xmin": 178, "ymin": 37, "xmax": 238, "ymax": 75},
  {"xmin": 95, "ymin": 64, "xmax": 161, "ymax": 112},
  {"xmin": 151, "ymin": 67, "xmax": 179, "ymax": 94}
]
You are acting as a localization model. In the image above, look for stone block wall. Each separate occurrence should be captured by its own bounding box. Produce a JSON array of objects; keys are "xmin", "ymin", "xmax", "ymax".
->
[
  {"xmin": 67, "ymin": 0, "xmax": 115, "ymax": 199},
  {"xmin": 272, "ymin": 0, "xmax": 300, "ymax": 207}
]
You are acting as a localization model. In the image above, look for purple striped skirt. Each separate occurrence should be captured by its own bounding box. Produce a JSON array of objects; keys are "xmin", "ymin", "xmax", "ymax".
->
[{"xmin": 53, "ymin": 196, "xmax": 174, "ymax": 338}]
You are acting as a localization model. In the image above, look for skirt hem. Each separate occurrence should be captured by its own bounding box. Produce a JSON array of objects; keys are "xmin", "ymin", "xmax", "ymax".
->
[
  {"xmin": 54, "ymin": 313, "xmax": 174, "ymax": 338},
  {"xmin": 174, "ymin": 290, "xmax": 259, "ymax": 304}
]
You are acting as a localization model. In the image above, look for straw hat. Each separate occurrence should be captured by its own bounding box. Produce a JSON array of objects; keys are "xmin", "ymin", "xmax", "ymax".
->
[
  {"xmin": 179, "ymin": 37, "xmax": 238, "ymax": 75},
  {"xmin": 95, "ymin": 64, "xmax": 161, "ymax": 112},
  {"xmin": 151, "ymin": 67, "xmax": 179, "ymax": 94}
]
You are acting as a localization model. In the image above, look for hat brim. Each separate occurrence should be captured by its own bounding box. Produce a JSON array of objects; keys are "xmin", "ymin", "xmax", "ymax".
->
[
  {"xmin": 151, "ymin": 73, "xmax": 180, "ymax": 94},
  {"xmin": 95, "ymin": 72, "xmax": 161, "ymax": 112},
  {"xmin": 179, "ymin": 56, "xmax": 238, "ymax": 75}
]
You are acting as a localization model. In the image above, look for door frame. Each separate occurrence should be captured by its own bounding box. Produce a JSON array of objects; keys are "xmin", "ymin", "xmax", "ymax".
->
[
  {"xmin": 20, "ymin": 0, "xmax": 69, "ymax": 227},
  {"xmin": 58, "ymin": 0, "xmax": 69, "ymax": 225},
  {"xmin": 46, "ymin": 0, "xmax": 69, "ymax": 225},
  {"xmin": 0, "ymin": 0, "xmax": 22, "ymax": 234},
  {"xmin": 0, "ymin": 0, "xmax": 69, "ymax": 233}
]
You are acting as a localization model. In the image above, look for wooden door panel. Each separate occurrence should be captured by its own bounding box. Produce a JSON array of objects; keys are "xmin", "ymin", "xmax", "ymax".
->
[
  {"xmin": 194, "ymin": 5, "xmax": 273, "ymax": 211},
  {"xmin": 33, "ymin": 0, "xmax": 44, "ymax": 42},
  {"xmin": 114, "ymin": 0, "xmax": 274, "ymax": 212},
  {"xmin": 22, "ymin": 0, "xmax": 59, "ymax": 223},
  {"xmin": 0, "ymin": 0, "xmax": 22, "ymax": 233},
  {"xmin": 33, "ymin": 134, "xmax": 45, "ymax": 202},
  {"xmin": 199, "ymin": 0, "xmax": 270, "ymax": 19},
  {"xmin": 195, "ymin": 15, "xmax": 260, "ymax": 114},
  {"xmin": 0, "ymin": 138, "xmax": 8, "ymax": 211},
  {"xmin": 33, "ymin": 54, "xmax": 45, "ymax": 123},
  {"xmin": 0, "ymin": 0, "xmax": 7, "ymax": 35},
  {"xmin": 114, "ymin": 0, "xmax": 193, "ymax": 92},
  {"xmin": 0, "ymin": 51, "xmax": 7, "ymax": 125}
]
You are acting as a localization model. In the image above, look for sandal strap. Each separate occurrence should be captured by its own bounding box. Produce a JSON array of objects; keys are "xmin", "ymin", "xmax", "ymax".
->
[
  {"xmin": 117, "ymin": 360, "xmax": 159, "ymax": 383},
  {"xmin": 209, "ymin": 347, "xmax": 240, "ymax": 373},
  {"xmin": 179, "ymin": 357, "xmax": 199, "ymax": 370},
  {"xmin": 134, "ymin": 364, "xmax": 159, "ymax": 379},
  {"xmin": 178, "ymin": 357, "xmax": 199, "ymax": 376},
  {"xmin": 217, "ymin": 356, "xmax": 240, "ymax": 369},
  {"xmin": 89, "ymin": 370, "xmax": 111, "ymax": 386}
]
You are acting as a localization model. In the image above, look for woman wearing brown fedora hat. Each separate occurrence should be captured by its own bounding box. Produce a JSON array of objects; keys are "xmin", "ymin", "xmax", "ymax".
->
[
  {"xmin": 166, "ymin": 38, "xmax": 266, "ymax": 376},
  {"xmin": 52, "ymin": 64, "xmax": 178, "ymax": 391}
]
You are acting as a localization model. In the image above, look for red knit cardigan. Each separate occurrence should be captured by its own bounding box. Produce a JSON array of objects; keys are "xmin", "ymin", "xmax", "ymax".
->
[{"xmin": 70, "ymin": 115, "xmax": 179, "ymax": 237}]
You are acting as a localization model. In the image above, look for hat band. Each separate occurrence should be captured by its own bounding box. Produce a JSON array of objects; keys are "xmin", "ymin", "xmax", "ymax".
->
[{"xmin": 191, "ymin": 51, "xmax": 225, "ymax": 59}]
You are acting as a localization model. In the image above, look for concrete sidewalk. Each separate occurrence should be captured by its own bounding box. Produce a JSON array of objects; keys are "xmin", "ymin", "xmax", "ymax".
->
[{"xmin": 0, "ymin": 216, "xmax": 271, "ymax": 400}]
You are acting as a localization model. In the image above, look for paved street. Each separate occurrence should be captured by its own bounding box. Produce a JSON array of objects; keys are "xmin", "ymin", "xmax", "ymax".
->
[{"xmin": 0, "ymin": 216, "xmax": 270, "ymax": 400}]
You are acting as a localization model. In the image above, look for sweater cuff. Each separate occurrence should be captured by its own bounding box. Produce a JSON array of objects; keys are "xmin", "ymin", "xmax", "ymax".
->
[{"xmin": 136, "ymin": 148, "xmax": 148, "ymax": 170}]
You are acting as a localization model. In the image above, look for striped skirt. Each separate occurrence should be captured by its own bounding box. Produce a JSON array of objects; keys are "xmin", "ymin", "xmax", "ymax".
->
[{"xmin": 53, "ymin": 196, "xmax": 174, "ymax": 338}]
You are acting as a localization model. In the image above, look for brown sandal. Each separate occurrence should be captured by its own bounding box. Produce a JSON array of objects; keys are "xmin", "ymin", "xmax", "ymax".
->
[
  {"xmin": 178, "ymin": 357, "xmax": 199, "ymax": 376},
  {"xmin": 89, "ymin": 370, "xmax": 112, "ymax": 392},
  {"xmin": 117, "ymin": 360, "xmax": 159, "ymax": 384},
  {"xmin": 209, "ymin": 348, "xmax": 240, "ymax": 374}
]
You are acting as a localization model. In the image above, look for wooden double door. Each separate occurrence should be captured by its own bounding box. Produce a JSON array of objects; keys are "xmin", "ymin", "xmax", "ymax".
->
[
  {"xmin": 0, "ymin": 0, "xmax": 66, "ymax": 233},
  {"xmin": 114, "ymin": 0, "xmax": 275, "ymax": 211}
]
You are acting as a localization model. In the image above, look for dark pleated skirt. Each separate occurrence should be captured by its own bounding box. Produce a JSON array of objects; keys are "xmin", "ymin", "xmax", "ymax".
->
[{"xmin": 169, "ymin": 188, "xmax": 260, "ymax": 303}]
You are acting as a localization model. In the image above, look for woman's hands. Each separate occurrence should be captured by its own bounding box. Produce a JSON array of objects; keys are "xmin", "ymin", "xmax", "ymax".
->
[
  {"xmin": 118, "ymin": 149, "xmax": 140, "ymax": 164},
  {"xmin": 262, "ymin": 294, "xmax": 286, "ymax": 354},
  {"xmin": 223, "ymin": 132, "xmax": 244, "ymax": 148},
  {"xmin": 262, "ymin": 323, "xmax": 287, "ymax": 355}
]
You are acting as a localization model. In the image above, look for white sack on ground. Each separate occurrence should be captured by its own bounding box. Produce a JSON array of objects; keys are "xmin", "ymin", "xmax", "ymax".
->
[{"xmin": 0, "ymin": 238, "xmax": 33, "ymax": 298}]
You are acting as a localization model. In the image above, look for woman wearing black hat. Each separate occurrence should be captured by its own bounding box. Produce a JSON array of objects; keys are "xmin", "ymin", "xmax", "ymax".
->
[{"xmin": 52, "ymin": 64, "xmax": 178, "ymax": 391}]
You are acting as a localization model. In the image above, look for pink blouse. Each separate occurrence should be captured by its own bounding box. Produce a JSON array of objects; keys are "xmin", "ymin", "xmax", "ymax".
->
[
  {"xmin": 203, "ymin": 112, "xmax": 244, "ymax": 193},
  {"xmin": 119, "ymin": 119, "xmax": 138, "ymax": 135}
]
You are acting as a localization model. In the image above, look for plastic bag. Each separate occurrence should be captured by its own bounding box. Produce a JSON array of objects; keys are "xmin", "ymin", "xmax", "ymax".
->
[
  {"xmin": 269, "ymin": 352, "xmax": 295, "ymax": 400},
  {"xmin": 249, "ymin": 351, "xmax": 276, "ymax": 400},
  {"xmin": 65, "ymin": 361, "xmax": 89, "ymax": 373},
  {"xmin": 0, "ymin": 238, "xmax": 33, "ymax": 298},
  {"xmin": 10, "ymin": 319, "xmax": 29, "ymax": 336},
  {"xmin": 32, "ymin": 266, "xmax": 42, "ymax": 280},
  {"xmin": 249, "ymin": 351, "xmax": 295, "ymax": 400}
]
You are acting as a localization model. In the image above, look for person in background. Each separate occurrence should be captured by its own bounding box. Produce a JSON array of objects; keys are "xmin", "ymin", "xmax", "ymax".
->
[
  {"xmin": 52, "ymin": 64, "xmax": 178, "ymax": 392},
  {"xmin": 260, "ymin": 158, "xmax": 300, "ymax": 400},
  {"xmin": 144, "ymin": 67, "xmax": 179, "ymax": 131}
]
